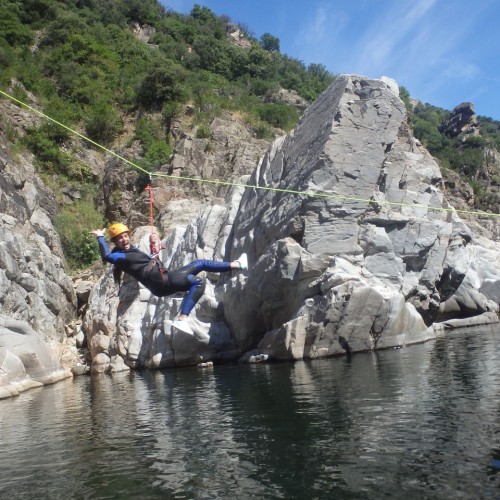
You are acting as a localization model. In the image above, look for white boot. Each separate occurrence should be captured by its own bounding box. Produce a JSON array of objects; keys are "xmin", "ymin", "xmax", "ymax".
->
[
  {"xmin": 172, "ymin": 318, "xmax": 194, "ymax": 335},
  {"xmin": 237, "ymin": 253, "xmax": 248, "ymax": 270}
]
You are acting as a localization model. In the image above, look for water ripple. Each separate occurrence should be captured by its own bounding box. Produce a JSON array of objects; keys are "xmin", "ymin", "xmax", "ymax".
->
[{"xmin": 1, "ymin": 325, "xmax": 500, "ymax": 498}]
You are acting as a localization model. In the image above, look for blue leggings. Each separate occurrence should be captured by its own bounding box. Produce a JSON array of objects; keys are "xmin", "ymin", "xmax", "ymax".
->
[{"xmin": 167, "ymin": 260, "xmax": 232, "ymax": 315}]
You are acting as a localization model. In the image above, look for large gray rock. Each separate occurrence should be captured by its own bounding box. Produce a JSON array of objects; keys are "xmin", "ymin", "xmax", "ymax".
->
[
  {"xmin": 223, "ymin": 75, "xmax": 500, "ymax": 359},
  {"xmin": 0, "ymin": 315, "xmax": 71, "ymax": 398},
  {"xmin": 84, "ymin": 75, "xmax": 500, "ymax": 370},
  {"xmin": 0, "ymin": 129, "xmax": 78, "ymax": 398},
  {"xmin": 439, "ymin": 102, "xmax": 479, "ymax": 138}
]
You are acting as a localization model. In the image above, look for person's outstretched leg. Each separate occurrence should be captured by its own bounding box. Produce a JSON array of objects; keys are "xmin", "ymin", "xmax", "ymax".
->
[
  {"xmin": 186, "ymin": 258, "xmax": 245, "ymax": 274},
  {"xmin": 179, "ymin": 276, "xmax": 206, "ymax": 316},
  {"xmin": 170, "ymin": 254, "xmax": 248, "ymax": 322}
]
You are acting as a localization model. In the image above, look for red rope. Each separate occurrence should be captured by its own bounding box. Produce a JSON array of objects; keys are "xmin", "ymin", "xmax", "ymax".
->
[
  {"xmin": 145, "ymin": 179, "xmax": 166, "ymax": 256},
  {"xmin": 145, "ymin": 183, "xmax": 154, "ymax": 229},
  {"xmin": 145, "ymin": 182, "xmax": 156, "ymax": 254}
]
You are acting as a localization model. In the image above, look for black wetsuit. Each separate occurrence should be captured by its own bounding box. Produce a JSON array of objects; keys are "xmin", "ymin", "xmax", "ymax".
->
[{"xmin": 97, "ymin": 236, "xmax": 232, "ymax": 315}]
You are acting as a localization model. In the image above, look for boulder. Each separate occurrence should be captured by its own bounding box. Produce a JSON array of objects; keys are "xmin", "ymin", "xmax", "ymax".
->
[
  {"xmin": 0, "ymin": 315, "xmax": 71, "ymax": 398},
  {"xmin": 439, "ymin": 102, "xmax": 479, "ymax": 138},
  {"xmin": 0, "ymin": 132, "xmax": 79, "ymax": 398}
]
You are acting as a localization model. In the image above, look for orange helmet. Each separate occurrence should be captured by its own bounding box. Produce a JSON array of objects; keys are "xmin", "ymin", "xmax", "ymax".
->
[{"xmin": 108, "ymin": 223, "xmax": 130, "ymax": 239}]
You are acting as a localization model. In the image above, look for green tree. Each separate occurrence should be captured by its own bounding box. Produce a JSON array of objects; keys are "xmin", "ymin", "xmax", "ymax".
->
[
  {"xmin": 119, "ymin": 0, "xmax": 163, "ymax": 25},
  {"xmin": 413, "ymin": 118, "xmax": 446, "ymax": 155},
  {"xmin": 136, "ymin": 61, "xmax": 187, "ymax": 108},
  {"xmin": 135, "ymin": 116, "xmax": 172, "ymax": 169},
  {"xmin": 245, "ymin": 46, "xmax": 275, "ymax": 80},
  {"xmin": 17, "ymin": 0, "xmax": 58, "ymax": 28},
  {"xmin": 162, "ymin": 101, "xmax": 181, "ymax": 134},
  {"xmin": 162, "ymin": 15, "xmax": 197, "ymax": 44},
  {"xmin": 0, "ymin": 9, "xmax": 34, "ymax": 46},
  {"xmin": 39, "ymin": 11, "xmax": 88, "ymax": 48},
  {"xmin": 190, "ymin": 4, "xmax": 218, "ymax": 24},
  {"xmin": 189, "ymin": 5, "xmax": 225, "ymax": 39},
  {"xmin": 190, "ymin": 35, "xmax": 236, "ymax": 78},
  {"xmin": 399, "ymin": 86, "xmax": 412, "ymax": 111},
  {"xmin": 260, "ymin": 33, "xmax": 280, "ymax": 52}
]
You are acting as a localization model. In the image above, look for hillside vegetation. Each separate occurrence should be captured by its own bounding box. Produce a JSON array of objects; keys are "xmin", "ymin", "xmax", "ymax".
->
[
  {"xmin": 1, "ymin": 0, "xmax": 500, "ymax": 270},
  {"xmin": 399, "ymin": 91, "xmax": 500, "ymax": 211}
]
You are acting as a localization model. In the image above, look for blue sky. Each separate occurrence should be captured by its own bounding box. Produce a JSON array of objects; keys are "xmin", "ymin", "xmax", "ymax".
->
[{"xmin": 161, "ymin": 0, "xmax": 500, "ymax": 120}]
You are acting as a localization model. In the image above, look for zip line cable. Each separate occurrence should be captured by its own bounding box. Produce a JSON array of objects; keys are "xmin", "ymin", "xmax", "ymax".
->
[{"xmin": 1, "ymin": 88, "xmax": 499, "ymax": 219}]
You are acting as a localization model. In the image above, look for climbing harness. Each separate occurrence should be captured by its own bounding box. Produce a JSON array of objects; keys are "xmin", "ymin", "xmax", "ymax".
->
[
  {"xmin": 2, "ymin": 88, "xmax": 500, "ymax": 219},
  {"xmin": 145, "ymin": 253, "xmax": 169, "ymax": 285}
]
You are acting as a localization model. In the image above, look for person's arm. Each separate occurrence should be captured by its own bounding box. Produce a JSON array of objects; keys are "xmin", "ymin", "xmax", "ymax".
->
[
  {"xmin": 149, "ymin": 231, "xmax": 167, "ymax": 256},
  {"xmin": 90, "ymin": 229, "xmax": 126, "ymax": 264}
]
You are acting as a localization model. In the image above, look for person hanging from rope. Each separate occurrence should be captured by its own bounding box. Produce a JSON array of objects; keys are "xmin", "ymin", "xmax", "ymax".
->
[{"xmin": 91, "ymin": 223, "xmax": 248, "ymax": 334}]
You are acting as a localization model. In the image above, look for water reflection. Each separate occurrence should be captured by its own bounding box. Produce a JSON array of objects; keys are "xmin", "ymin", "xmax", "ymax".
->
[{"xmin": 1, "ymin": 325, "xmax": 500, "ymax": 498}]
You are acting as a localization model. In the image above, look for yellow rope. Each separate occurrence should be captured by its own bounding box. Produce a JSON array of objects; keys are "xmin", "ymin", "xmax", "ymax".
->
[{"xmin": 1, "ymin": 88, "xmax": 498, "ymax": 218}]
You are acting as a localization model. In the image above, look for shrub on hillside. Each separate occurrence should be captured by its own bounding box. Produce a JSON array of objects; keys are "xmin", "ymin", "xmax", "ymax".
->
[
  {"xmin": 84, "ymin": 100, "xmax": 123, "ymax": 145},
  {"xmin": 54, "ymin": 199, "xmax": 104, "ymax": 272},
  {"xmin": 136, "ymin": 61, "xmax": 187, "ymax": 109},
  {"xmin": 257, "ymin": 102, "xmax": 298, "ymax": 130},
  {"xmin": 0, "ymin": 9, "xmax": 34, "ymax": 46}
]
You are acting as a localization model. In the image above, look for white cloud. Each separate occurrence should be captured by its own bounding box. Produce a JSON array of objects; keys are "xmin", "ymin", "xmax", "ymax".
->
[
  {"xmin": 292, "ymin": 2, "xmax": 348, "ymax": 64},
  {"xmin": 352, "ymin": 0, "xmax": 439, "ymax": 75},
  {"xmin": 443, "ymin": 61, "xmax": 480, "ymax": 80}
]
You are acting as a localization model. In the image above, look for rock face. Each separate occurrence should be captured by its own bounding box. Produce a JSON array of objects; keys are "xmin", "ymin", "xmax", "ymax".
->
[
  {"xmin": 0, "ymin": 315, "xmax": 69, "ymax": 398},
  {"xmin": 225, "ymin": 23, "xmax": 252, "ymax": 49},
  {"xmin": 84, "ymin": 75, "xmax": 500, "ymax": 371},
  {"xmin": 439, "ymin": 102, "xmax": 479, "ymax": 138},
  {"xmin": 97, "ymin": 110, "xmax": 271, "ymax": 233},
  {"xmin": 223, "ymin": 75, "xmax": 499, "ymax": 359},
  {"xmin": 0, "ymin": 128, "xmax": 78, "ymax": 398}
]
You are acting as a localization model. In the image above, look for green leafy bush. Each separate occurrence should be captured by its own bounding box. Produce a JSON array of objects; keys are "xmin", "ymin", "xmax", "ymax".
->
[
  {"xmin": 463, "ymin": 135, "xmax": 487, "ymax": 148},
  {"xmin": 54, "ymin": 198, "xmax": 104, "ymax": 272},
  {"xmin": 23, "ymin": 127, "xmax": 71, "ymax": 172},
  {"xmin": 136, "ymin": 61, "xmax": 187, "ymax": 108},
  {"xmin": 257, "ymin": 102, "xmax": 298, "ymax": 130},
  {"xmin": 10, "ymin": 82, "xmax": 28, "ymax": 105},
  {"xmin": 399, "ymin": 86, "xmax": 412, "ymax": 111},
  {"xmin": 161, "ymin": 101, "xmax": 181, "ymax": 134},
  {"xmin": 0, "ymin": 38, "xmax": 15, "ymax": 79},
  {"xmin": 253, "ymin": 122, "xmax": 274, "ymax": 139},
  {"xmin": 135, "ymin": 116, "xmax": 172, "ymax": 169},
  {"xmin": 142, "ymin": 140, "xmax": 172, "ymax": 169},
  {"xmin": 84, "ymin": 100, "xmax": 123, "ymax": 145},
  {"xmin": 39, "ymin": 11, "xmax": 88, "ymax": 47},
  {"xmin": 64, "ymin": 161, "xmax": 95, "ymax": 184},
  {"xmin": 195, "ymin": 123, "xmax": 211, "ymax": 139},
  {"xmin": 0, "ymin": 8, "xmax": 34, "ymax": 46},
  {"xmin": 248, "ymin": 78, "xmax": 279, "ymax": 97},
  {"xmin": 413, "ymin": 118, "xmax": 448, "ymax": 155}
]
